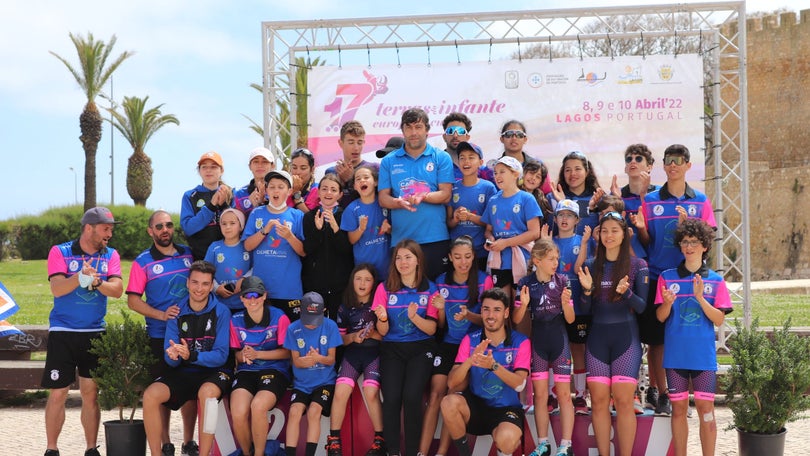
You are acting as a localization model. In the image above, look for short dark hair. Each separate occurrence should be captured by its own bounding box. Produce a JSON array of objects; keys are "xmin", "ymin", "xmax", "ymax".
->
[
  {"xmin": 674, "ymin": 219, "xmax": 715, "ymax": 260},
  {"xmin": 663, "ymin": 144, "xmax": 690, "ymax": 162},
  {"xmin": 596, "ymin": 194, "xmax": 625, "ymax": 213},
  {"xmin": 400, "ymin": 108, "xmax": 430, "ymax": 131},
  {"xmin": 480, "ymin": 287, "xmax": 511, "ymax": 309},
  {"xmin": 442, "ymin": 112, "xmax": 471, "ymax": 130},
  {"xmin": 624, "ymin": 143, "xmax": 655, "ymax": 165},
  {"xmin": 189, "ymin": 260, "xmax": 216, "ymax": 277},
  {"xmin": 148, "ymin": 210, "xmax": 171, "ymax": 227}
]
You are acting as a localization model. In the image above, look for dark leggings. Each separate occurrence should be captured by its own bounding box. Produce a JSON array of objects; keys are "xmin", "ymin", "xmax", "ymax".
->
[{"xmin": 380, "ymin": 339, "xmax": 435, "ymax": 456}]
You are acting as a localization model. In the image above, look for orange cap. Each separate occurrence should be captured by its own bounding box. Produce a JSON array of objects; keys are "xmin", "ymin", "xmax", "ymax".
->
[{"xmin": 198, "ymin": 151, "xmax": 223, "ymax": 168}]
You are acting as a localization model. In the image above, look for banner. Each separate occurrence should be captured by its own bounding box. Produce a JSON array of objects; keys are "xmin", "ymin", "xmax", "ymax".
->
[
  {"xmin": 0, "ymin": 280, "xmax": 22, "ymax": 337},
  {"xmin": 308, "ymin": 55, "xmax": 705, "ymax": 189}
]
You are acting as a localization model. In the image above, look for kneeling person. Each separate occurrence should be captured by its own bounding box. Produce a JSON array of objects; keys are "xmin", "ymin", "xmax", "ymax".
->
[
  {"xmin": 441, "ymin": 287, "xmax": 530, "ymax": 456},
  {"xmin": 143, "ymin": 261, "xmax": 232, "ymax": 456}
]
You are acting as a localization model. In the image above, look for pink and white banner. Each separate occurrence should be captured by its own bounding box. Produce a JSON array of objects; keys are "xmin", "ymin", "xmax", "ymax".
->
[{"xmin": 307, "ymin": 55, "xmax": 705, "ymax": 189}]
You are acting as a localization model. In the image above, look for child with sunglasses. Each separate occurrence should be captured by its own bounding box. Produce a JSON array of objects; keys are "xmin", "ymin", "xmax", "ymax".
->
[
  {"xmin": 548, "ymin": 150, "xmax": 603, "ymax": 237},
  {"xmin": 288, "ymin": 147, "xmax": 320, "ymax": 213},
  {"xmin": 636, "ymin": 144, "xmax": 717, "ymax": 416},
  {"xmin": 442, "ymin": 112, "xmax": 493, "ymax": 182},
  {"xmin": 204, "ymin": 208, "xmax": 252, "ymax": 312},
  {"xmin": 609, "ymin": 143, "xmax": 659, "ymax": 260}
]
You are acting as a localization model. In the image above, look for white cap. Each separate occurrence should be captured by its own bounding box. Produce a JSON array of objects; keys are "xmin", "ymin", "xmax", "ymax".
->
[{"xmin": 248, "ymin": 147, "xmax": 274, "ymax": 164}]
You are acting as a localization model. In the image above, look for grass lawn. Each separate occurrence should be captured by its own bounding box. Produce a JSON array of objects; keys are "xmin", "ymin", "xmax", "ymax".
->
[{"xmin": 1, "ymin": 259, "xmax": 809, "ymax": 328}]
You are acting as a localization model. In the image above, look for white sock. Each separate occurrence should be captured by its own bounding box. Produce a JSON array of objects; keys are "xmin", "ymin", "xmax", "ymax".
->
[{"xmin": 574, "ymin": 372, "xmax": 587, "ymax": 396}]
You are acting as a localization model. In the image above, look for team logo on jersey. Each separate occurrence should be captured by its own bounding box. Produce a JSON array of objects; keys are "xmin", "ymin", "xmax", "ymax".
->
[
  {"xmin": 206, "ymin": 319, "xmax": 212, "ymax": 331},
  {"xmin": 239, "ymin": 330, "xmax": 247, "ymax": 341},
  {"xmin": 549, "ymin": 281, "xmax": 556, "ymax": 290},
  {"xmin": 419, "ymin": 295, "xmax": 428, "ymax": 306},
  {"xmin": 704, "ymin": 283, "xmax": 713, "ymax": 294},
  {"xmin": 389, "ymin": 294, "xmax": 398, "ymax": 305},
  {"xmin": 285, "ymin": 221, "xmax": 293, "ymax": 230},
  {"xmin": 184, "ymin": 258, "xmax": 192, "ymax": 267},
  {"xmin": 573, "ymin": 245, "xmax": 580, "ymax": 255},
  {"xmin": 153, "ymin": 264, "xmax": 164, "ymax": 274},
  {"xmin": 382, "ymin": 208, "xmax": 389, "ymax": 217},
  {"xmin": 512, "ymin": 203, "xmax": 521, "ymax": 213},
  {"xmin": 196, "ymin": 198, "xmax": 205, "ymax": 208},
  {"xmin": 688, "ymin": 205, "xmax": 697, "ymax": 216},
  {"xmin": 243, "ymin": 252, "xmax": 250, "ymax": 261},
  {"xmin": 440, "ymin": 288, "xmax": 450, "ymax": 298},
  {"xmin": 506, "ymin": 352, "xmax": 513, "ymax": 364},
  {"xmin": 69, "ymin": 260, "xmax": 80, "ymax": 272},
  {"xmin": 182, "ymin": 322, "xmax": 189, "ymax": 332},
  {"xmin": 101, "ymin": 262, "xmax": 108, "ymax": 273},
  {"xmin": 426, "ymin": 162, "xmax": 435, "ymax": 172},
  {"xmin": 453, "ymin": 194, "xmax": 460, "ymax": 203},
  {"xmin": 433, "ymin": 355, "xmax": 442, "ymax": 367},
  {"xmin": 669, "ymin": 283, "xmax": 681, "ymax": 293},
  {"xmin": 216, "ymin": 253, "xmax": 225, "ymax": 263},
  {"xmin": 255, "ymin": 219, "xmax": 264, "ymax": 230},
  {"xmin": 491, "ymin": 205, "xmax": 498, "ymax": 214},
  {"xmin": 50, "ymin": 369, "xmax": 60, "ymax": 381},
  {"xmin": 479, "ymin": 194, "xmax": 486, "ymax": 203},
  {"xmin": 320, "ymin": 335, "xmax": 327, "ymax": 345},
  {"xmin": 297, "ymin": 338, "xmax": 305, "ymax": 349},
  {"xmin": 243, "ymin": 199, "xmax": 251, "ymax": 209},
  {"xmin": 266, "ymin": 329, "xmax": 273, "ymax": 339},
  {"xmin": 654, "ymin": 205, "xmax": 664, "ymax": 216}
]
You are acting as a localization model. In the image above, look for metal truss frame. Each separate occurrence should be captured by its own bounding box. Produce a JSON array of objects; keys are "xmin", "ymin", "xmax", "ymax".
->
[{"xmin": 262, "ymin": 1, "xmax": 750, "ymax": 339}]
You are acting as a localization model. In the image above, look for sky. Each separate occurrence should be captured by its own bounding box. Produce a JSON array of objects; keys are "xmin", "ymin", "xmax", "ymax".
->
[{"xmin": 0, "ymin": 0, "xmax": 803, "ymax": 220}]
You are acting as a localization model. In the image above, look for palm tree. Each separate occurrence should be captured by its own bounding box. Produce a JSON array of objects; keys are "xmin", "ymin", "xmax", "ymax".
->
[
  {"xmin": 107, "ymin": 96, "xmax": 179, "ymax": 206},
  {"xmin": 50, "ymin": 32, "xmax": 134, "ymax": 210}
]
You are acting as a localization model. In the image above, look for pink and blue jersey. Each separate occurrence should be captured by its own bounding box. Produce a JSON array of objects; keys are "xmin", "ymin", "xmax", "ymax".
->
[
  {"xmin": 449, "ymin": 179, "xmax": 497, "ymax": 259},
  {"xmin": 620, "ymin": 184, "xmax": 659, "ymax": 259},
  {"xmin": 47, "ymin": 241, "xmax": 122, "ymax": 332},
  {"xmin": 230, "ymin": 306, "xmax": 291, "ymax": 376},
  {"xmin": 642, "ymin": 183, "xmax": 716, "ymax": 276},
  {"xmin": 480, "ymin": 190, "xmax": 542, "ymax": 269},
  {"xmin": 126, "ymin": 245, "xmax": 193, "ymax": 338},
  {"xmin": 455, "ymin": 329, "xmax": 531, "ymax": 408},
  {"xmin": 371, "ymin": 281, "xmax": 439, "ymax": 343},
  {"xmin": 205, "ymin": 240, "xmax": 252, "ymax": 311},
  {"xmin": 242, "ymin": 206, "xmax": 305, "ymax": 300},
  {"xmin": 378, "ymin": 143, "xmax": 455, "ymax": 245},
  {"xmin": 340, "ymin": 198, "xmax": 391, "ymax": 281},
  {"xmin": 654, "ymin": 264, "xmax": 732, "ymax": 371},
  {"xmin": 283, "ymin": 318, "xmax": 342, "ymax": 393},
  {"xmin": 435, "ymin": 271, "xmax": 493, "ymax": 344}
]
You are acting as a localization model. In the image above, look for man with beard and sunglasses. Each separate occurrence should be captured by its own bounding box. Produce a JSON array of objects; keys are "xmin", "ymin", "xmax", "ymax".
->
[{"xmin": 127, "ymin": 210, "xmax": 199, "ymax": 456}]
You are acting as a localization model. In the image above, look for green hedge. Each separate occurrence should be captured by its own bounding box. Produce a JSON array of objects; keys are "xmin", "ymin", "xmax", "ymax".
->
[{"xmin": 4, "ymin": 205, "xmax": 185, "ymax": 260}]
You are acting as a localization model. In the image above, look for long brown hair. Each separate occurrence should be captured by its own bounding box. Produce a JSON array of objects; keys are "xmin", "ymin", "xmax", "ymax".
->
[
  {"xmin": 448, "ymin": 236, "xmax": 481, "ymax": 308},
  {"xmin": 344, "ymin": 263, "xmax": 378, "ymax": 308},
  {"xmin": 592, "ymin": 212, "xmax": 632, "ymax": 302},
  {"xmin": 385, "ymin": 239, "xmax": 429, "ymax": 292}
]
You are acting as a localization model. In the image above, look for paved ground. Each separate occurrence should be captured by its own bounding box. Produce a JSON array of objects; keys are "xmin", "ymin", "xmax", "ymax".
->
[{"xmin": 2, "ymin": 392, "xmax": 808, "ymax": 455}]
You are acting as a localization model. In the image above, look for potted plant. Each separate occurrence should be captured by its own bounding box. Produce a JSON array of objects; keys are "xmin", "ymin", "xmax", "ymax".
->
[
  {"xmin": 90, "ymin": 310, "xmax": 157, "ymax": 456},
  {"xmin": 724, "ymin": 317, "xmax": 810, "ymax": 455}
]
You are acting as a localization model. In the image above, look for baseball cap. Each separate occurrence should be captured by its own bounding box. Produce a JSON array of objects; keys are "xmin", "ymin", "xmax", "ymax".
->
[
  {"xmin": 81, "ymin": 207, "xmax": 122, "ymax": 225},
  {"xmin": 264, "ymin": 169, "xmax": 293, "ymax": 187},
  {"xmin": 248, "ymin": 147, "xmax": 274, "ymax": 164},
  {"xmin": 555, "ymin": 199, "xmax": 580, "ymax": 216},
  {"xmin": 198, "ymin": 151, "xmax": 223, "ymax": 168},
  {"xmin": 456, "ymin": 141, "xmax": 483, "ymax": 159},
  {"xmin": 300, "ymin": 291, "xmax": 325, "ymax": 327},
  {"xmin": 375, "ymin": 137, "xmax": 405, "ymax": 159},
  {"xmin": 496, "ymin": 156, "xmax": 523, "ymax": 174},
  {"xmin": 240, "ymin": 276, "xmax": 267, "ymax": 297}
]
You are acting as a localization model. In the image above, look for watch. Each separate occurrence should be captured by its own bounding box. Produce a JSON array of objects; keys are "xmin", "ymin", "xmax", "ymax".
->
[
  {"xmin": 490, "ymin": 361, "xmax": 500, "ymax": 372},
  {"xmin": 293, "ymin": 191, "xmax": 302, "ymax": 200}
]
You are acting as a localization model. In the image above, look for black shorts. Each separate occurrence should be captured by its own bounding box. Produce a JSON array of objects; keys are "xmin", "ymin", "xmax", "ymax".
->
[
  {"xmin": 638, "ymin": 277, "xmax": 665, "ymax": 345},
  {"xmin": 462, "ymin": 391, "xmax": 525, "ymax": 437},
  {"xmin": 565, "ymin": 315, "xmax": 592, "ymax": 344},
  {"xmin": 156, "ymin": 369, "xmax": 233, "ymax": 410},
  {"xmin": 149, "ymin": 337, "xmax": 172, "ymax": 380},
  {"xmin": 290, "ymin": 385, "xmax": 335, "ymax": 417},
  {"xmin": 269, "ymin": 298, "xmax": 301, "ymax": 323},
  {"xmin": 41, "ymin": 331, "xmax": 102, "ymax": 389},
  {"xmin": 432, "ymin": 342, "xmax": 460, "ymax": 376},
  {"xmin": 490, "ymin": 269, "xmax": 515, "ymax": 290},
  {"xmin": 232, "ymin": 369, "xmax": 290, "ymax": 398}
]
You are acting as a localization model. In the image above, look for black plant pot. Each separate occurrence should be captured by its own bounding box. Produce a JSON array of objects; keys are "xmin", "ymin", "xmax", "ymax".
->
[
  {"xmin": 104, "ymin": 419, "xmax": 147, "ymax": 456},
  {"xmin": 737, "ymin": 427, "xmax": 786, "ymax": 456}
]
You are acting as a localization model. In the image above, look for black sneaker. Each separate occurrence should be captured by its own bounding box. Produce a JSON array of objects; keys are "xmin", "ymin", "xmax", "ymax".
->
[
  {"xmin": 161, "ymin": 443, "xmax": 176, "ymax": 456},
  {"xmin": 326, "ymin": 435, "xmax": 342, "ymax": 456},
  {"xmin": 645, "ymin": 386, "xmax": 659, "ymax": 410},
  {"xmin": 84, "ymin": 447, "xmax": 101, "ymax": 456},
  {"xmin": 44, "ymin": 450, "xmax": 60, "ymax": 456},
  {"xmin": 181, "ymin": 441, "xmax": 199, "ymax": 456},
  {"xmin": 656, "ymin": 392, "xmax": 672, "ymax": 415},
  {"xmin": 365, "ymin": 435, "xmax": 387, "ymax": 456}
]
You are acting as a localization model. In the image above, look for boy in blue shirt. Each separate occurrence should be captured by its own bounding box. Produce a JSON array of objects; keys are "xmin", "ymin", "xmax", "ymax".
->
[{"xmin": 283, "ymin": 292, "xmax": 342, "ymax": 456}]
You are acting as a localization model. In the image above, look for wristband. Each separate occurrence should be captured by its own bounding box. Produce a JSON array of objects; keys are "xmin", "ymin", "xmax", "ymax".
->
[
  {"xmin": 489, "ymin": 361, "xmax": 500, "ymax": 372},
  {"xmin": 378, "ymin": 317, "xmax": 388, "ymax": 323}
]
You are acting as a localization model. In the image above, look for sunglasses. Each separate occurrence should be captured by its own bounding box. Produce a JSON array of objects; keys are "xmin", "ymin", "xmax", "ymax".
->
[
  {"xmin": 663, "ymin": 155, "xmax": 688, "ymax": 166},
  {"xmin": 445, "ymin": 126, "xmax": 468, "ymax": 136},
  {"xmin": 243, "ymin": 292, "xmax": 262, "ymax": 299},
  {"xmin": 625, "ymin": 155, "xmax": 645, "ymax": 164},
  {"xmin": 600, "ymin": 211, "xmax": 624, "ymax": 223},
  {"xmin": 565, "ymin": 151, "xmax": 587, "ymax": 160},
  {"xmin": 152, "ymin": 222, "xmax": 174, "ymax": 231},
  {"xmin": 501, "ymin": 130, "xmax": 526, "ymax": 139},
  {"xmin": 292, "ymin": 148, "xmax": 313, "ymax": 157},
  {"xmin": 679, "ymin": 239, "xmax": 703, "ymax": 248}
]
